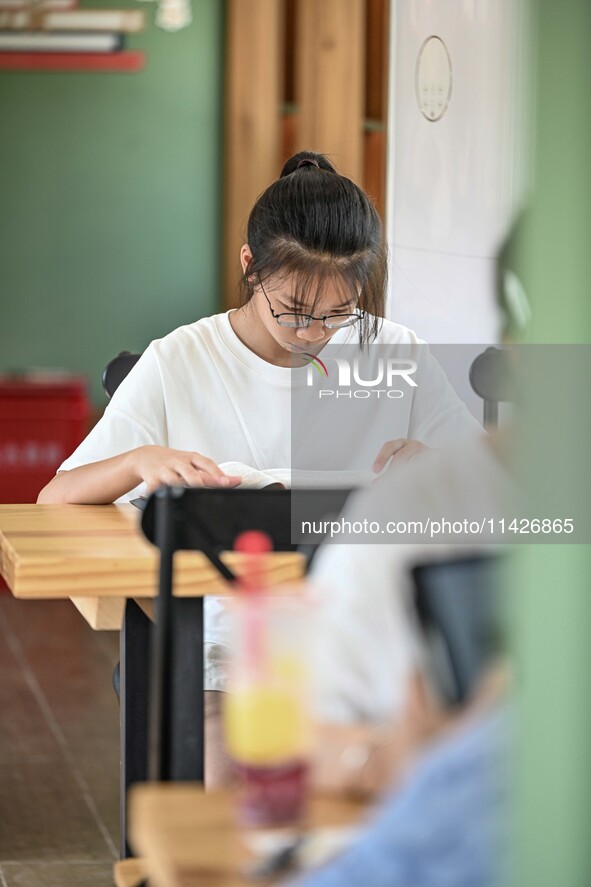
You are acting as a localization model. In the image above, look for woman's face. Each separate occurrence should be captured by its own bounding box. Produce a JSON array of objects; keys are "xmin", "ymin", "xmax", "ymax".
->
[{"xmin": 240, "ymin": 246, "xmax": 358, "ymax": 355}]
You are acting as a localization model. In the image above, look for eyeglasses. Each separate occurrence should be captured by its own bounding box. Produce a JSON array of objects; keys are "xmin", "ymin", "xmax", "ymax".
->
[{"xmin": 259, "ymin": 279, "xmax": 364, "ymax": 330}]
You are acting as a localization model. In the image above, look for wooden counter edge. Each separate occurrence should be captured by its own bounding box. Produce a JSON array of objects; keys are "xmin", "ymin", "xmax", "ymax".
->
[
  {"xmin": 70, "ymin": 596, "xmax": 126, "ymax": 630},
  {"xmin": 113, "ymin": 856, "xmax": 148, "ymax": 887}
]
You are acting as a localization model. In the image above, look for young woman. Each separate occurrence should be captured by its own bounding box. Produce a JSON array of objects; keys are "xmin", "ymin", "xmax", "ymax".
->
[
  {"xmin": 38, "ymin": 150, "xmax": 479, "ymax": 781},
  {"xmin": 38, "ymin": 150, "xmax": 477, "ymax": 506}
]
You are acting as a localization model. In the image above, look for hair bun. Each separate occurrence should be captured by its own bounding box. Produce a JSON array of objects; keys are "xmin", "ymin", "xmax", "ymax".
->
[
  {"xmin": 297, "ymin": 158, "xmax": 320, "ymax": 170},
  {"xmin": 280, "ymin": 151, "xmax": 337, "ymax": 178}
]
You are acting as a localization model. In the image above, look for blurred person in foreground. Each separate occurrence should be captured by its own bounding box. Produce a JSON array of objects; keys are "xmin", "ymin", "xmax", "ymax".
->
[{"xmin": 295, "ymin": 429, "xmax": 515, "ymax": 887}]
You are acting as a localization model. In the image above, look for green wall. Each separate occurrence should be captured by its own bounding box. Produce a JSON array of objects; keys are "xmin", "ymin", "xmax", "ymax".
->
[
  {"xmin": 514, "ymin": 1, "xmax": 591, "ymax": 884},
  {"xmin": 0, "ymin": 0, "xmax": 224, "ymax": 404}
]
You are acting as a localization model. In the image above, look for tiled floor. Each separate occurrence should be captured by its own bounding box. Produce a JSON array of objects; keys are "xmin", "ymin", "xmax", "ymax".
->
[{"xmin": 0, "ymin": 594, "xmax": 120, "ymax": 886}]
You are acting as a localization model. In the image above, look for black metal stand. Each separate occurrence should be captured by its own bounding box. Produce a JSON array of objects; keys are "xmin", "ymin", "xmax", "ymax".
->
[
  {"xmin": 119, "ymin": 599, "xmax": 151, "ymax": 858},
  {"xmin": 148, "ymin": 489, "xmax": 207, "ymax": 783}
]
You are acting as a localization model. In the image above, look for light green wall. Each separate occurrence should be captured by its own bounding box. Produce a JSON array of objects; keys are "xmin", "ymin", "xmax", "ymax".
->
[
  {"xmin": 0, "ymin": 0, "xmax": 224, "ymax": 404},
  {"xmin": 514, "ymin": 1, "xmax": 591, "ymax": 885}
]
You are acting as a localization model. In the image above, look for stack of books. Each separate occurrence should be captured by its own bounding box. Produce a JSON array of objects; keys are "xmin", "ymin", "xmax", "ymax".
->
[{"xmin": 0, "ymin": 0, "xmax": 147, "ymax": 71}]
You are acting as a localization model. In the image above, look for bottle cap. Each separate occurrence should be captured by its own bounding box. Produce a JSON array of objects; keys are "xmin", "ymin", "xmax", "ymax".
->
[{"xmin": 234, "ymin": 531, "xmax": 273, "ymax": 555}]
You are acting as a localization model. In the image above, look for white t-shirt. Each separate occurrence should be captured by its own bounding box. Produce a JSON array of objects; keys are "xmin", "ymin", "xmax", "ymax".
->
[
  {"xmin": 310, "ymin": 435, "xmax": 514, "ymax": 724},
  {"xmin": 59, "ymin": 311, "xmax": 480, "ymax": 689}
]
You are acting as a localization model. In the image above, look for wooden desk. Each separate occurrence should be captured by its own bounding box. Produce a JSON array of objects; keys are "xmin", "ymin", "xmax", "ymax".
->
[
  {"xmin": 0, "ymin": 503, "xmax": 306, "ymax": 857},
  {"xmin": 124, "ymin": 784, "xmax": 365, "ymax": 887},
  {"xmin": 0, "ymin": 504, "xmax": 304, "ymax": 629}
]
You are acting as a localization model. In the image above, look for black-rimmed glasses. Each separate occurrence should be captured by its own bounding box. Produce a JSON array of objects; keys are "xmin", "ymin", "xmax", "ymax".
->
[{"xmin": 259, "ymin": 279, "xmax": 364, "ymax": 330}]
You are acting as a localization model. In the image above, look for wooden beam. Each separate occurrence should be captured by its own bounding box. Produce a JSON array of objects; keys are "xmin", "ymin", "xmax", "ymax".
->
[
  {"xmin": 295, "ymin": 0, "xmax": 366, "ymax": 184},
  {"xmin": 71, "ymin": 596, "xmax": 125, "ymax": 631},
  {"xmin": 223, "ymin": 0, "xmax": 283, "ymax": 309},
  {"xmin": 363, "ymin": 0, "xmax": 389, "ymax": 221},
  {"xmin": 365, "ymin": 0, "xmax": 389, "ymax": 122}
]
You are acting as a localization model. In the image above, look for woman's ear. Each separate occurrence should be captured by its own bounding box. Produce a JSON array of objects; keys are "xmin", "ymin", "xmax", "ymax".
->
[{"xmin": 240, "ymin": 244, "xmax": 253, "ymax": 275}]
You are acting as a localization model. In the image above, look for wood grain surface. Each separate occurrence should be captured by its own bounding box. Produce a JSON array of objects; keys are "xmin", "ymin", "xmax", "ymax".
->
[{"xmin": 0, "ymin": 504, "xmax": 306, "ymax": 626}]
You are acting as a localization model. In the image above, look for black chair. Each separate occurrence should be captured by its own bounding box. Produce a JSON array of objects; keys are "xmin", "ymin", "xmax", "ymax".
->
[
  {"xmin": 412, "ymin": 554, "xmax": 504, "ymax": 706},
  {"xmin": 102, "ymin": 351, "xmax": 141, "ymax": 399},
  {"xmin": 469, "ymin": 347, "xmax": 513, "ymax": 429}
]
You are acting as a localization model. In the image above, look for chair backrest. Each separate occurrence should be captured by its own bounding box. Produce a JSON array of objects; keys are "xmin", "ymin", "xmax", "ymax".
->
[
  {"xmin": 102, "ymin": 351, "xmax": 141, "ymax": 399},
  {"xmin": 412, "ymin": 554, "xmax": 504, "ymax": 706},
  {"xmin": 469, "ymin": 346, "xmax": 513, "ymax": 428}
]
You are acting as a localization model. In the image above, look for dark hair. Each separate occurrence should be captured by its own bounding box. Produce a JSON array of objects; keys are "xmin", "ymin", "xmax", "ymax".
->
[{"xmin": 241, "ymin": 151, "xmax": 387, "ymax": 344}]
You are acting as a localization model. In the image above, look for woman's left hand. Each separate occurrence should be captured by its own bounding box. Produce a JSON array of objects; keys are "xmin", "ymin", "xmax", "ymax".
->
[{"xmin": 372, "ymin": 439, "xmax": 429, "ymax": 473}]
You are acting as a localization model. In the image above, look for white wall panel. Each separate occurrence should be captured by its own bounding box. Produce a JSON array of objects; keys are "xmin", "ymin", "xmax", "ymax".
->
[{"xmin": 387, "ymin": 0, "xmax": 528, "ymax": 343}]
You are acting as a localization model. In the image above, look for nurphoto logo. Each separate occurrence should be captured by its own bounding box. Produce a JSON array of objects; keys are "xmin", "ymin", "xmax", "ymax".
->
[{"xmin": 305, "ymin": 355, "xmax": 418, "ymax": 399}]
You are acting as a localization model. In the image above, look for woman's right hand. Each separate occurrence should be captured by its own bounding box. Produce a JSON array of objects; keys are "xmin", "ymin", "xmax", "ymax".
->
[
  {"xmin": 38, "ymin": 445, "xmax": 242, "ymax": 505},
  {"xmin": 134, "ymin": 446, "xmax": 242, "ymax": 493}
]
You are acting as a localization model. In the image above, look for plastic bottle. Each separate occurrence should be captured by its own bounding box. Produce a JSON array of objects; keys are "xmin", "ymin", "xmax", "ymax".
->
[{"xmin": 224, "ymin": 530, "xmax": 310, "ymax": 827}]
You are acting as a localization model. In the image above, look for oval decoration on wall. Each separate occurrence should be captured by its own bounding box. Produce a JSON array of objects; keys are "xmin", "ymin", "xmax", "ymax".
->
[{"xmin": 415, "ymin": 35, "xmax": 453, "ymax": 122}]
